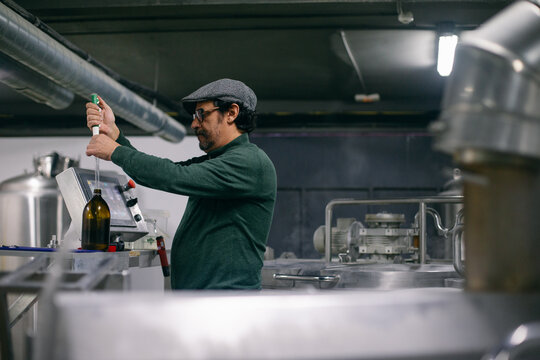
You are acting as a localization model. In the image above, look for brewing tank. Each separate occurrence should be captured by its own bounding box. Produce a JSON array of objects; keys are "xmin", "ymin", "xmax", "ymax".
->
[{"xmin": 0, "ymin": 152, "xmax": 77, "ymax": 252}]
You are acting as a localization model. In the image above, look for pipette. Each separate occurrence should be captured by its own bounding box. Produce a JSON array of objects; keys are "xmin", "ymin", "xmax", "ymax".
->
[{"xmin": 90, "ymin": 94, "xmax": 100, "ymax": 190}]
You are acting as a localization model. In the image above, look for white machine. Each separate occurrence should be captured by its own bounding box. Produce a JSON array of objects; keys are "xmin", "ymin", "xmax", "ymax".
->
[{"xmin": 56, "ymin": 167, "xmax": 148, "ymax": 248}]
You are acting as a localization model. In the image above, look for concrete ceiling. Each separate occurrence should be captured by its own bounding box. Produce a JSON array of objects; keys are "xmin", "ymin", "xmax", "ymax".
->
[{"xmin": 0, "ymin": 0, "xmax": 513, "ymax": 137}]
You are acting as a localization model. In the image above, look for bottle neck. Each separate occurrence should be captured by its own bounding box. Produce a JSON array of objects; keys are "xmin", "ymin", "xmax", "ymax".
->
[{"xmin": 93, "ymin": 188, "xmax": 102, "ymax": 195}]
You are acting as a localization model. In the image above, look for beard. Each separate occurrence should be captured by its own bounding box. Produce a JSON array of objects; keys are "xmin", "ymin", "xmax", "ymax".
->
[
  {"xmin": 196, "ymin": 129, "xmax": 215, "ymax": 152},
  {"xmin": 196, "ymin": 115, "xmax": 222, "ymax": 152}
]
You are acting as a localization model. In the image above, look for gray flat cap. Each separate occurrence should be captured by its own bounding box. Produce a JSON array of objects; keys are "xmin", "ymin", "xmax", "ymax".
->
[{"xmin": 181, "ymin": 78, "xmax": 257, "ymax": 114}]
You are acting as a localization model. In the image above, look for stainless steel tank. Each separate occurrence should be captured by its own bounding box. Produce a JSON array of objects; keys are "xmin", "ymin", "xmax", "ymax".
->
[
  {"xmin": 0, "ymin": 152, "xmax": 78, "ymax": 251},
  {"xmin": 0, "ymin": 152, "xmax": 78, "ymax": 360},
  {"xmin": 432, "ymin": 1, "xmax": 540, "ymax": 292}
]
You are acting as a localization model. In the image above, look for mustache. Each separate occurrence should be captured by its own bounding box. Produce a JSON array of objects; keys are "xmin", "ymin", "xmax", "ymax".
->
[{"xmin": 195, "ymin": 130, "xmax": 207, "ymax": 136}]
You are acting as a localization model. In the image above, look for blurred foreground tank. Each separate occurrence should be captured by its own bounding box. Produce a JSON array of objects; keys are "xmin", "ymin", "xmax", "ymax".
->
[{"xmin": 431, "ymin": 0, "xmax": 540, "ymax": 292}]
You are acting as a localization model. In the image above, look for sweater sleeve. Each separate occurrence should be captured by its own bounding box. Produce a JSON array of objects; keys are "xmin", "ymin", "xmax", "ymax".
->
[
  {"xmin": 111, "ymin": 145, "xmax": 272, "ymax": 199},
  {"xmin": 116, "ymin": 130, "xmax": 136, "ymax": 150}
]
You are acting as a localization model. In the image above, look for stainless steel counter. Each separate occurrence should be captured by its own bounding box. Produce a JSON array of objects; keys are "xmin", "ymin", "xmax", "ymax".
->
[
  {"xmin": 44, "ymin": 288, "xmax": 540, "ymax": 360},
  {"xmin": 0, "ymin": 248, "xmax": 163, "ymax": 270},
  {"xmin": 263, "ymin": 259, "xmax": 460, "ymax": 290},
  {"xmin": 0, "ymin": 248, "xmax": 168, "ymax": 360}
]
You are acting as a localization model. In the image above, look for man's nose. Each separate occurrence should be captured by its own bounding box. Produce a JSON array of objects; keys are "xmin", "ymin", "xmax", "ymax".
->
[{"xmin": 191, "ymin": 118, "xmax": 199, "ymax": 130}]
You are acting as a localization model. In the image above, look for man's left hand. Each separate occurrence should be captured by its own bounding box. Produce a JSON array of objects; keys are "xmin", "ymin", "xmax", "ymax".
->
[{"xmin": 86, "ymin": 134, "xmax": 120, "ymax": 161}]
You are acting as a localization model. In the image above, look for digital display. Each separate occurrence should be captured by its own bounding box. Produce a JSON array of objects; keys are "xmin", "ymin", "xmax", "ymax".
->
[{"xmin": 77, "ymin": 171, "xmax": 137, "ymax": 228}]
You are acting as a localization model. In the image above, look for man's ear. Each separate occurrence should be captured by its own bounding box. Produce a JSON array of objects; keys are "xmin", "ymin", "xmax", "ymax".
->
[{"xmin": 226, "ymin": 103, "xmax": 240, "ymax": 124}]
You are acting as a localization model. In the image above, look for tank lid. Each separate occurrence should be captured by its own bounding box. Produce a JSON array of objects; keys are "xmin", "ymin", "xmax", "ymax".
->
[
  {"xmin": 34, "ymin": 152, "xmax": 78, "ymax": 178},
  {"xmin": 0, "ymin": 152, "xmax": 79, "ymax": 191},
  {"xmin": 0, "ymin": 172, "xmax": 58, "ymax": 191}
]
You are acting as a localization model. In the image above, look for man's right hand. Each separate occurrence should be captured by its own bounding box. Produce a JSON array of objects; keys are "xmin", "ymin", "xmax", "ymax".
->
[{"xmin": 86, "ymin": 95, "xmax": 120, "ymax": 140}]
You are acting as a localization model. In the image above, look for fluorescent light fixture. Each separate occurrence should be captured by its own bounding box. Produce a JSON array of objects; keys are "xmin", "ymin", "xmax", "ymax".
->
[{"xmin": 437, "ymin": 34, "xmax": 458, "ymax": 77}]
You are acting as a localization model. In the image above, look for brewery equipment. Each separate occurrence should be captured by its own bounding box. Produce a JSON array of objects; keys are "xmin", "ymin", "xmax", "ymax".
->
[
  {"xmin": 0, "ymin": 152, "xmax": 77, "ymax": 250},
  {"xmin": 314, "ymin": 212, "xmax": 417, "ymax": 263},
  {"xmin": 317, "ymin": 196, "xmax": 463, "ymax": 264},
  {"xmin": 431, "ymin": 0, "xmax": 540, "ymax": 292},
  {"xmin": 264, "ymin": 195, "xmax": 464, "ymax": 290},
  {"xmin": 56, "ymin": 167, "xmax": 148, "ymax": 248},
  {"xmin": 3, "ymin": 1, "xmax": 540, "ymax": 359},
  {"xmin": 0, "ymin": 152, "xmax": 77, "ymax": 360}
]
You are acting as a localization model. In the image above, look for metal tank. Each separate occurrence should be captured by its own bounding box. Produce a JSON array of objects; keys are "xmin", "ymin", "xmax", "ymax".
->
[
  {"xmin": 0, "ymin": 152, "xmax": 77, "ymax": 360},
  {"xmin": 0, "ymin": 152, "xmax": 77, "ymax": 252},
  {"xmin": 431, "ymin": 0, "xmax": 540, "ymax": 292}
]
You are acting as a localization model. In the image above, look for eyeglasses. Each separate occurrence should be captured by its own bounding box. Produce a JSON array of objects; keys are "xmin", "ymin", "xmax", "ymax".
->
[{"xmin": 193, "ymin": 107, "xmax": 220, "ymax": 123}]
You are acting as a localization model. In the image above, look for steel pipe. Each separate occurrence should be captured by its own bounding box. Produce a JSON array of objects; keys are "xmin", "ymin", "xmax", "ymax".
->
[
  {"xmin": 452, "ymin": 225, "xmax": 465, "ymax": 277},
  {"xmin": 418, "ymin": 202, "xmax": 427, "ymax": 264}
]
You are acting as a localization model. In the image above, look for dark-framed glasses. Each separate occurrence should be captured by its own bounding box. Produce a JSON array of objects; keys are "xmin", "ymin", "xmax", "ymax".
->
[{"xmin": 193, "ymin": 107, "xmax": 220, "ymax": 123}]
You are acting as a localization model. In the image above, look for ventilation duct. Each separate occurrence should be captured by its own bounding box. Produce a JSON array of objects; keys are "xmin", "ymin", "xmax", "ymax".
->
[
  {"xmin": 0, "ymin": 2, "xmax": 186, "ymax": 143},
  {"xmin": 0, "ymin": 52, "xmax": 74, "ymax": 110}
]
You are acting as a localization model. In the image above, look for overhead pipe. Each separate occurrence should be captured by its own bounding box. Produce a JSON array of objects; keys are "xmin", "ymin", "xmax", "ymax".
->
[
  {"xmin": 0, "ymin": 2, "xmax": 186, "ymax": 143},
  {"xmin": 0, "ymin": 52, "xmax": 74, "ymax": 110},
  {"xmin": 1, "ymin": 0, "xmax": 186, "ymax": 116}
]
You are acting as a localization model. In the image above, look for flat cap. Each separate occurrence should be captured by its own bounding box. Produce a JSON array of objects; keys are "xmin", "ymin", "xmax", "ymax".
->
[{"xmin": 181, "ymin": 78, "xmax": 257, "ymax": 114}]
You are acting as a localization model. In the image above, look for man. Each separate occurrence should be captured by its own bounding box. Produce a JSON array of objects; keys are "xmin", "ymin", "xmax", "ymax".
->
[{"xmin": 86, "ymin": 78, "xmax": 277, "ymax": 289}]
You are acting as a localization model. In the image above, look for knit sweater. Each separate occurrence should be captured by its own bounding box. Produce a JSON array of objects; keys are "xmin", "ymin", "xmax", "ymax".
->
[{"xmin": 111, "ymin": 133, "xmax": 276, "ymax": 289}]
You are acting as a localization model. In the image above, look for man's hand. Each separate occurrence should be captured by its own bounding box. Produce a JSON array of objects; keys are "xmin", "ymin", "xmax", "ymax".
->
[
  {"xmin": 86, "ymin": 95, "xmax": 120, "ymax": 140},
  {"xmin": 86, "ymin": 134, "xmax": 120, "ymax": 161}
]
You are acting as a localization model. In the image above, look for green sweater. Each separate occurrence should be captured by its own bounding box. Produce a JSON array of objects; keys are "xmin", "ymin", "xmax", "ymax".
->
[{"xmin": 111, "ymin": 133, "xmax": 277, "ymax": 289}]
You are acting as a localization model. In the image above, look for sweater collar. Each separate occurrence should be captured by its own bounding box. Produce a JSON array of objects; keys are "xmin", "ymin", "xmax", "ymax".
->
[{"xmin": 207, "ymin": 133, "xmax": 249, "ymax": 158}]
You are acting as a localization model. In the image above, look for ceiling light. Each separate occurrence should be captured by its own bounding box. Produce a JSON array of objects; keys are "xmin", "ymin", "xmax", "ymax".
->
[
  {"xmin": 396, "ymin": 0, "xmax": 414, "ymax": 24},
  {"xmin": 437, "ymin": 34, "xmax": 459, "ymax": 77},
  {"xmin": 512, "ymin": 59, "xmax": 524, "ymax": 73}
]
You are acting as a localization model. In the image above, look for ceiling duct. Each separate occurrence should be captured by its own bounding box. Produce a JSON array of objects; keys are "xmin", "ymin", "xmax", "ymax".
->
[
  {"xmin": 0, "ymin": 52, "xmax": 74, "ymax": 110},
  {"xmin": 0, "ymin": 2, "xmax": 185, "ymax": 143}
]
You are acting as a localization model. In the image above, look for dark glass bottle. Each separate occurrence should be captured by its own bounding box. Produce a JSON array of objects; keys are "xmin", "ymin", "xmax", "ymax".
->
[{"xmin": 81, "ymin": 188, "xmax": 110, "ymax": 251}]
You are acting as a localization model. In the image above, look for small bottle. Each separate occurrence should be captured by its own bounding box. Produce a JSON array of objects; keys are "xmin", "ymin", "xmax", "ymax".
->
[{"xmin": 81, "ymin": 188, "xmax": 111, "ymax": 251}]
